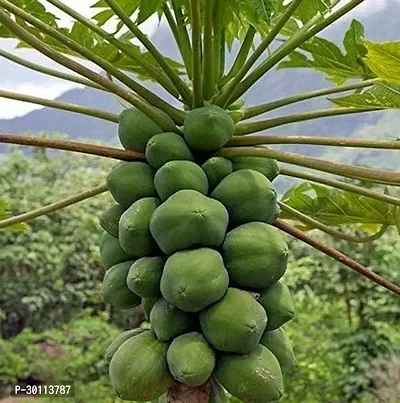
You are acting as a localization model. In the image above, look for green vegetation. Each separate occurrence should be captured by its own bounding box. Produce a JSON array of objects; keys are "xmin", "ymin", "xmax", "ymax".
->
[
  {"xmin": 0, "ymin": 146, "xmax": 399, "ymax": 403},
  {"xmin": 102, "ymin": 262, "xmax": 141, "ymax": 310},
  {"xmin": 201, "ymin": 157, "xmax": 233, "ymax": 190},
  {"xmin": 154, "ymin": 160, "xmax": 209, "ymax": 201},
  {"xmin": 160, "ymin": 249, "xmax": 229, "ymax": 313},
  {"xmin": 149, "ymin": 190, "xmax": 229, "ymax": 254},
  {"xmin": 106, "ymin": 162, "xmax": 155, "ymax": 208},
  {"xmin": 145, "ymin": 133, "xmax": 195, "ymax": 170},
  {"xmin": 215, "ymin": 345, "xmax": 284, "ymax": 403},
  {"xmin": 230, "ymin": 156, "xmax": 280, "ymax": 181},
  {"xmin": 222, "ymin": 223, "xmax": 289, "ymax": 288},
  {"xmin": 167, "ymin": 332, "xmax": 216, "ymax": 387},
  {"xmin": 260, "ymin": 328, "xmax": 296, "ymax": 374},
  {"xmin": 211, "ymin": 170, "xmax": 278, "ymax": 224},
  {"xmin": 118, "ymin": 108, "xmax": 163, "ymax": 153},
  {"xmin": 109, "ymin": 331, "xmax": 174, "ymax": 401},
  {"xmin": 200, "ymin": 288, "xmax": 267, "ymax": 354},
  {"xmin": 183, "ymin": 106, "xmax": 235, "ymax": 152},
  {"xmin": 149, "ymin": 298, "xmax": 196, "ymax": 341},
  {"xmin": 1, "ymin": 0, "xmax": 400, "ymax": 401}
]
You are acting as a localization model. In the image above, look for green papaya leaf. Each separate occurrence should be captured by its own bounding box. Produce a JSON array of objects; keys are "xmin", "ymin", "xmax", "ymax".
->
[
  {"xmin": 364, "ymin": 41, "xmax": 400, "ymax": 85},
  {"xmin": 329, "ymin": 82, "xmax": 400, "ymax": 109},
  {"xmin": 278, "ymin": 20, "xmax": 374, "ymax": 85},
  {"xmin": 92, "ymin": 9, "xmax": 114, "ymax": 26},
  {"xmin": 250, "ymin": 0, "xmax": 277, "ymax": 23},
  {"xmin": 281, "ymin": 182, "xmax": 398, "ymax": 230},
  {"xmin": 137, "ymin": 0, "xmax": 165, "ymax": 24},
  {"xmin": 294, "ymin": 0, "xmax": 334, "ymax": 23},
  {"xmin": 0, "ymin": 200, "xmax": 29, "ymax": 232},
  {"xmin": 14, "ymin": 0, "xmax": 58, "ymax": 27}
]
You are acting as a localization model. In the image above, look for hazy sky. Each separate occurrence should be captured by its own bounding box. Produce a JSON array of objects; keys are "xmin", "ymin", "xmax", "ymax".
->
[{"xmin": 0, "ymin": 0, "xmax": 395, "ymax": 119}]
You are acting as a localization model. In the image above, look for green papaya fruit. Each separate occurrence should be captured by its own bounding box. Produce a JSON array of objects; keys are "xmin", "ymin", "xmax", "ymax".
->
[
  {"xmin": 258, "ymin": 281, "xmax": 295, "ymax": 331},
  {"xmin": 222, "ymin": 222, "xmax": 289, "ymax": 288},
  {"xmin": 210, "ymin": 378, "xmax": 228, "ymax": 403},
  {"xmin": 211, "ymin": 169, "xmax": 278, "ymax": 225},
  {"xmin": 260, "ymin": 328, "xmax": 296, "ymax": 374},
  {"xmin": 118, "ymin": 108, "xmax": 163, "ymax": 153},
  {"xmin": 109, "ymin": 330, "xmax": 174, "ymax": 401},
  {"xmin": 100, "ymin": 204, "xmax": 126, "ymax": 238},
  {"xmin": 200, "ymin": 288, "xmax": 267, "ymax": 354},
  {"xmin": 167, "ymin": 332, "xmax": 215, "ymax": 387},
  {"xmin": 150, "ymin": 190, "xmax": 229, "ymax": 255},
  {"xmin": 215, "ymin": 344, "xmax": 284, "ymax": 403},
  {"xmin": 99, "ymin": 232, "xmax": 134, "ymax": 268},
  {"xmin": 107, "ymin": 162, "xmax": 156, "ymax": 208},
  {"xmin": 154, "ymin": 160, "xmax": 209, "ymax": 201},
  {"xmin": 142, "ymin": 297, "xmax": 158, "ymax": 321},
  {"xmin": 119, "ymin": 197, "xmax": 161, "ymax": 257},
  {"xmin": 161, "ymin": 248, "xmax": 229, "ymax": 312},
  {"xmin": 104, "ymin": 328, "xmax": 145, "ymax": 363},
  {"xmin": 102, "ymin": 261, "xmax": 141, "ymax": 309},
  {"xmin": 231, "ymin": 156, "xmax": 280, "ymax": 181},
  {"xmin": 126, "ymin": 256, "xmax": 165, "ymax": 298},
  {"xmin": 184, "ymin": 105, "xmax": 235, "ymax": 151},
  {"xmin": 146, "ymin": 132, "xmax": 194, "ymax": 170},
  {"xmin": 150, "ymin": 298, "xmax": 196, "ymax": 341},
  {"xmin": 201, "ymin": 157, "xmax": 233, "ymax": 189}
]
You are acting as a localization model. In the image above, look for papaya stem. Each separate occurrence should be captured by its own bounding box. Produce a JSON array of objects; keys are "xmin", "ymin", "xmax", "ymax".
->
[
  {"xmin": 190, "ymin": 0, "xmax": 204, "ymax": 108},
  {"xmin": 0, "ymin": 90, "xmax": 119, "ymax": 123},
  {"xmin": 0, "ymin": 133, "xmax": 145, "ymax": 161},
  {"xmin": 0, "ymin": 184, "xmax": 108, "ymax": 230},
  {"xmin": 228, "ymin": 0, "xmax": 365, "ymax": 103},
  {"xmin": 212, "ymin": 1, "xmax": 224, "ymax": 82},
  {"xmin": 219, "ymin": 28, "xmax": 226, "ymax": 80},
  {"xmin": 279, "ymin": 166, "xmax": 400, "ymax": 207},
  {"xmin": 215, "ymin": 0, "xmax": 304, "ymax": 107},
  {"xmin": 242, "ymin": 79, "xmax": 378, "ymax": 119},
  {"xmin": 220, "ymin": 26, "xmax": 256, "ymax": 88},
  {"xmin": 0, "ymin": 0, "xmax": 185, "ymax": 125},
  {"xmin": 103, "ymin": 0, "xmax": 193, "ymax": 106},
  {"xmin": 218, "ymin": 147, "xmax": 400, "ymax": 186},
  {"xmin": 273, "ymin": 219, "xmax": 400, "ymax": 296},
  {"xmin": 0, "ymin": 10, "xmax": 179, "ymax": 132},
  {"xmin": 227, "ymin": 134, "xmax": 400, "ymax": 150},
  {"xmin": 278, "ymin": 202, "xmax": 389, "ymax": 243},
  {"xmin": 202, "ymin": 0, "xmax": 215, "ymax": 100},
  {"xmin": 234, "ymin": 107, "xmax": 381, "ymax": 135},
  {"xmin": 163, "ymin": 4, "xmax": 184, "ymax": 66},
  {"xmin": 166, "ymin": 382, "xmax": 211, "ymax": 403},
  {"xmin": 0, "ymin": 49, "xmax": 107, "ymax": 92},
  {"xmin": 46, "ymin": 0, "xmax": 181, "ymax": 101},
  {"xmin": 171, "ymin": 1, "xmax": 193, "ymax": 80}
]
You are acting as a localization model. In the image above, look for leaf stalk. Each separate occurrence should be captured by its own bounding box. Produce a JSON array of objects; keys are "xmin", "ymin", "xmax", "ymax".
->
[{"xmin": 0, "ymin": 185, "xmax": 108, "ymax": 230}]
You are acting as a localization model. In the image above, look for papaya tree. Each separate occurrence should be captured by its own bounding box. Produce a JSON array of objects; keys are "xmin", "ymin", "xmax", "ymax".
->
[{"xmin": 0, "ymin": 0, "xmax": 400, "ymax": 402}]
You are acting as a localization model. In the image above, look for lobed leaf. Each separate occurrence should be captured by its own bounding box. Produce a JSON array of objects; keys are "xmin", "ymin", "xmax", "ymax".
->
[
  {"xmin": 278, "ymin": 20, "xmax": 375, "ymax": 85},
  {"xmin": 294, "ymin": 0, "xmax": 333, "ymax": 23},
  {"xmin": 364, "ymin": 41, "xmax": 400, "ymax": 86},
  {"xmin": 329, "ymin": 82, "xmax": 400, "ymax": 109},
  {"xmin": 281, "ymin": 182, "xmax": 398, "ymax": 231},
  {"xmin": 0, "ymin": 200, "xmax": 29, "ymax": 232}
]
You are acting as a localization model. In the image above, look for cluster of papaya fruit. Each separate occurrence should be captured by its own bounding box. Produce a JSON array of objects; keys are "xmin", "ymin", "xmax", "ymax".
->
[{"xmin": 99, "ymin": 105, "xmax": 296, "ymax": 403}]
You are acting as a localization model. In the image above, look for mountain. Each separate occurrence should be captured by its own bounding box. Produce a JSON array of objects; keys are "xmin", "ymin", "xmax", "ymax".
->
[{"xmin": 1, "ymin": 2, "xmax": 400, "ymax": 167}]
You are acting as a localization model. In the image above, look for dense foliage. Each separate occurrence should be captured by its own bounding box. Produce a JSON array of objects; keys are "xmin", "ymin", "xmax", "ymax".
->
[{"xmin": 0, "ymin": 146, "xmax": 142, "ymax": 338}]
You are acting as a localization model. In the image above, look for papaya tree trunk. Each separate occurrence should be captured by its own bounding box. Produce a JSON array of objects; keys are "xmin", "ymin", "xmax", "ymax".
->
[{"xmin": 166, "ymin": 382, "xmax": 211, "ymax": 403}]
